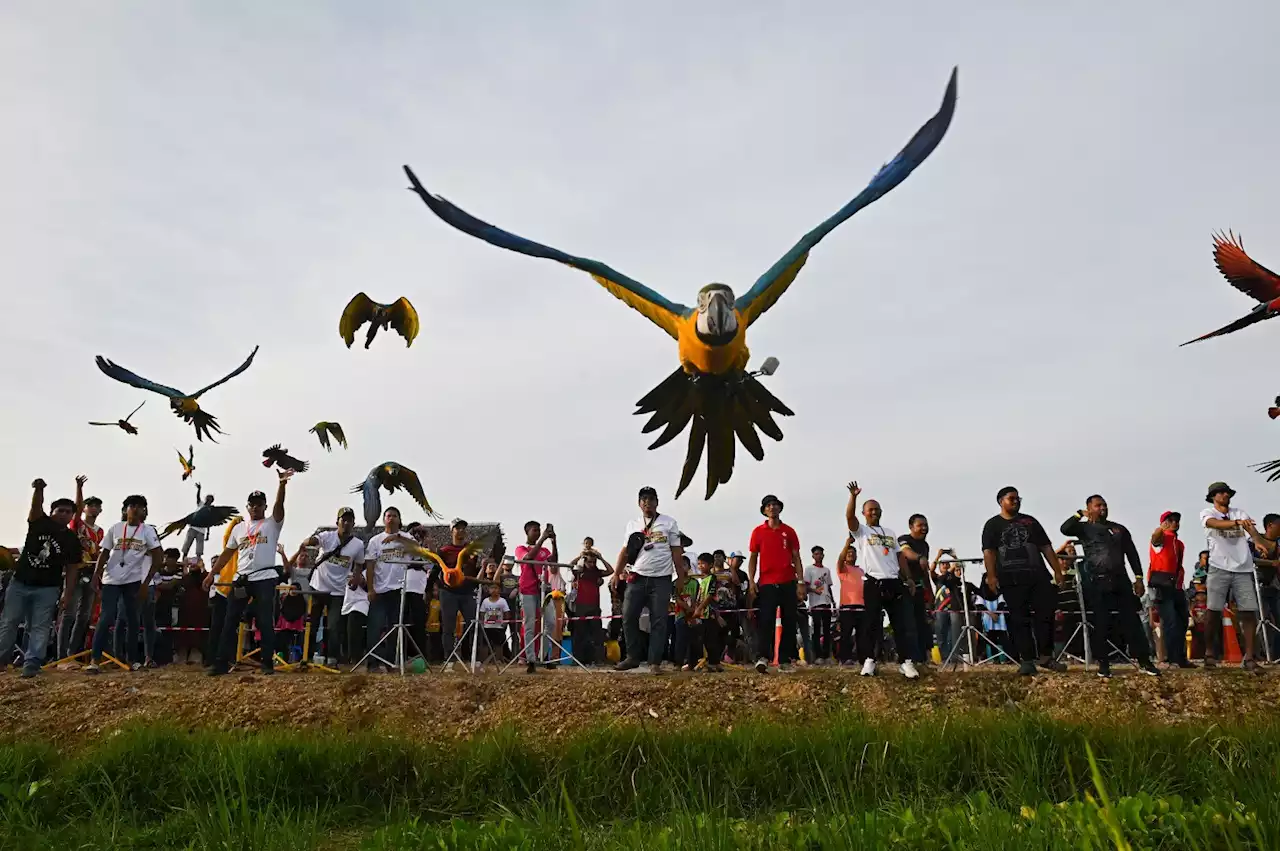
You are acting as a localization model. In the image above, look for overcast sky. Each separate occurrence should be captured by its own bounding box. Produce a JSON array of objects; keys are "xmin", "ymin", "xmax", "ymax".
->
[{"xmin": 4, "ymin": 2, "xmax": 1280, "ymax": 593}]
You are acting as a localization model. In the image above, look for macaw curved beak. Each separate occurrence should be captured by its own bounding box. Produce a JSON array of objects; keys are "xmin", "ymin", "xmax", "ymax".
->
[{"xmin": 696, "ymin": 290, "xmax": 737, "ymax": 338}]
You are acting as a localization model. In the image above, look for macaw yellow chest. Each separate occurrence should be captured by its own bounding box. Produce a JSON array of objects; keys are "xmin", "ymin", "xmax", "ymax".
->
[
  {"xmin": 175, "ymin": 398, "xmax": 199, "ymax": 414},
  {"xmin": 676, "ymin": 312, "xmax": 750, "ymax": 376}
]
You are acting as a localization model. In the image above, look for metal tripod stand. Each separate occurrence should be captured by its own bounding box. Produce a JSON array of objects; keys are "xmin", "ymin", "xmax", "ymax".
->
[
  {"xmin": 500, "ymin": 557, "xmax": 591, "ymax": 673},
  {"xmin": 940, "ymin": 559, "xmax": 1013, "ymax": 669},
  {"xmin": 351, "ymin": 561, "xmax": 427, "ymax": 676}
]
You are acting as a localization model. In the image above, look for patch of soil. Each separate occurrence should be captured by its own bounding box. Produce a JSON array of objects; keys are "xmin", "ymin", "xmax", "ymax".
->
[{"xmin": 2, "ymin": 663, "xmax": 1277, "ymax": 748}]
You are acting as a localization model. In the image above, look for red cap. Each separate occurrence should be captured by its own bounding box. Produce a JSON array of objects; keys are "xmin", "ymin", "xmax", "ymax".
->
[{"xmin": 1160, "ymin": 511, "xmax": 1181, "ymax": 523}]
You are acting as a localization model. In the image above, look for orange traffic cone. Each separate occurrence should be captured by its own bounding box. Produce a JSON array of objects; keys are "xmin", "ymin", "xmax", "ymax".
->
[{"xmin": 1223, "ymin": 608, "xmax": 1243, "ymax": 663}]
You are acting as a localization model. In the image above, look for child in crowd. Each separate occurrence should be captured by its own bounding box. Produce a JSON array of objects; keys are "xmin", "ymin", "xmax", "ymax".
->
[{"xmin": 479, "ymin": 583, "xmax": 510, "ymax": 664}]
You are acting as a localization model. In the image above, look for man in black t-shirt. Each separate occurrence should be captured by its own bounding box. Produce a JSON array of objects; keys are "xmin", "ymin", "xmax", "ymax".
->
[
  {"xmin": 0, "ymin": 478, "xmax": 83, "ymax": 677},
  {"xmin": 1060, "ymin": 495, "xmax": 1159, "ymax": 678},
  {"xmin": 980, "ymin": 486, "xmax": 1066, "ymax": 676},
  {"xmin": 898, "ymin": 515, "xmax": 932, "ymax": 666}
]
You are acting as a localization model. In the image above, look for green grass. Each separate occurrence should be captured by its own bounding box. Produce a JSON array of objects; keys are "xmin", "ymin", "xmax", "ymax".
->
[{"xmin": 1, "ymin": 714, "xmax": 1277, "ymax": 849}]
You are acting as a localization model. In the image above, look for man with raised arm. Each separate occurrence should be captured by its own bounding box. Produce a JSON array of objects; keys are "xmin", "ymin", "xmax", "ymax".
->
[
  {"xmin": 208, "ymin": 471, "xmax": 291, "ymax": 676},
  {"xmin": 0, "ymin": 478, "xmax": 83, "ymax": 677},
  {"xmin": 845, "ymin": 481, "xmax": 918, "ymax": 679},
  {"xmin": 1061, "ymin": 495, "xmax": 1160, "ymax": 678}
]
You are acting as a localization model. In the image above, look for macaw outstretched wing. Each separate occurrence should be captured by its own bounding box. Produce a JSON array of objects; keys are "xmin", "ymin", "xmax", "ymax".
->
[
  {"xmin": 191, "ymin": 345, "xmax": 260, "ymax": 399},
  {"xmin": 95, "ymin": 356, "xmax": 185, "ymax": 399},
  {"xmin": 405, "ymin": 166, "xmax": 688, "ymax": 339},
  {"xmin": 735, "ymin": 67, "xmax": 958, "ymax": 328},
  {"xmin": 394, "ymin": 464, "xmax": 441, "ymax": 519}
]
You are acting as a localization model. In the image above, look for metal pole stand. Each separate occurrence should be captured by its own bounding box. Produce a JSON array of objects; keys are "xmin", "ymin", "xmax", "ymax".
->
[
  {"xmin": 1055, "ymin": 563, "xmax": 1093, "ymax": 669},
  {"xmin": 500, "ymin": 559, "xmax": 592, "ymax": 673},
  {"xmin": 351, "ymin": 565, "xmax": 426, "ymax": 676},
  {"xmin": 941, "ymin": 567, "xmax": 1012, "ymax": 669},
  {"xmin": 1250, "ymin": 569, "xmax": 1278, "ymax": 664},
  {"xmin": 442, "ymin": 583, "xmax": 488, "ymax": 672}
]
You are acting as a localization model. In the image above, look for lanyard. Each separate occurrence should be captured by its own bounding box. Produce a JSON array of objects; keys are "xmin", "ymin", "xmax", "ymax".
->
[
  {"xmin": 120, "ymin": 524, "xmax": 140, "ymax": 554},
  {"xmin": 872, "ymin": 526, "xmax": 890, "ymax": 557}
]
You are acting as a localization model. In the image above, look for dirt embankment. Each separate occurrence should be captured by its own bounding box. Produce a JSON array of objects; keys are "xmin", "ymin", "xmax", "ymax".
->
[{"xmin": 2, "ymin": 665, "xmax": 1277, "ymax": 747}]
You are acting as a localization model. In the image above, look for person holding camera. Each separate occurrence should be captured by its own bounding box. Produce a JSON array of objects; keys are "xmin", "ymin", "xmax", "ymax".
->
[
  {"xmin": 514, "ymin": 520, "xmax": 558, "ymax": 673},
  {"xmin": 208, "ymin": 471, "xmax": 291, "ymax": 676},
  {"xmin": 611, "ymin": 486, "xmax": 684, "ymax": 674},
  {"xmin": 570, "ymin": 538, "xmax": 608, "ymax": 666}
]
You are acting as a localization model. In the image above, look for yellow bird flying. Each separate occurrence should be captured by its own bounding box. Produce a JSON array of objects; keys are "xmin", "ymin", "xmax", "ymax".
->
[{"xmin": 405, "ymin": 68, "xmax": 957, "ymax": 499}]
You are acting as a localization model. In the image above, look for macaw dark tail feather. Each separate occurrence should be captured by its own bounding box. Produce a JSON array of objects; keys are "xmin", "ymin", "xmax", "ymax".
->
[
  {"xmin": 635, "ymin": 368, "xmax": 793, "ymax": 500},
  {"xmin": 177, "ymin": 407, "xmax": 222, "ymax": 443}
]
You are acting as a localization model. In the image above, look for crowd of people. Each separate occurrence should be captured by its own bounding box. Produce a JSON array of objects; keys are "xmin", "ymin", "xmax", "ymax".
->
[{"xmin": 2, "ymin": 475, "xmax": 1277, "ymax": 680}]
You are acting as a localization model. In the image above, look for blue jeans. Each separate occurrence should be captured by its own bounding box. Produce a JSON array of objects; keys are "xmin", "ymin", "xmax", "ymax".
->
[
  {"xmin": 1155, "ymin": 587, "xmax": 1190, "ymax": 664},
  {"xmin": 93, "ymin": 582, "xmax": 141, "ymax": 664},
  {"xmin": 623, "ymin": 575, "xmax": 673, "ymax": 666},
  {"xmin": 0, "ymin": 580, "xmax": 61, "ymax": 674},
  {"xmin": 935, "ymin": 611, "xmax": 955, "ymax": 660}
]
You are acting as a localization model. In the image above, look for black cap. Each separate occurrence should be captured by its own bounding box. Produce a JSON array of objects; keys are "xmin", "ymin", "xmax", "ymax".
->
[
  {"xmin": 85, "ymin": 496, "xmax": 102, "ymax": 507},
  {"xmin": 247, "ymin": 490, "xmax": 267, "ymax": 504},
  {"xmin": 760, "ymin": 494, "xmax": 783, "ymax": 515},
  {"xmin": 451, "ymin": 517, "xmax": 468, "ymax": 529},
  {"xmin": 638, "ymin": 486, "xmax": 658, "ymax": 501}
]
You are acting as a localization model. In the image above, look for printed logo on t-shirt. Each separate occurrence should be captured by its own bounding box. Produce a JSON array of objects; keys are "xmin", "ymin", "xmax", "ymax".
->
[{"xmin": 867, "ymin": 533, "xmax": 895, "ymax": 550}]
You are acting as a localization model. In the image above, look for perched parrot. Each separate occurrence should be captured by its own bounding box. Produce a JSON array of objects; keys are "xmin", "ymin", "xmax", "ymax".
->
[
  {"xmin": 403, "ymin": 67, "xmax": 957, "ymax": 499},
  {"xmin": 1180, "ymin": 232, "xmax": 1280, "ymax": 347},
  {"xmin": 159, "ymin": 502, "xmax": 238, "ymax": 540},
  {"xmin": 339, "ymin": 293, "xmax": 419, "ymax": 349},
  {"xmin": 262, "ymin": 444, "xmax": 309, "ymax": 474},
  {"xmin": 95, "ymin": 346, "xmax": 260, "ymax": 442},
  {"xmin": 351, "ymin": 462, "xmax": 440, "ymax": 529},
  {"xmin": 176, "ymin": 445, "xmax": 195, "ymax": 481},
  {"xmin": 309, "ymin": 421, "xmax": 348, "ymax": 452},
  {"xmin": 89, "ymin": 400, "xmax": 145, "ymax": 435}
]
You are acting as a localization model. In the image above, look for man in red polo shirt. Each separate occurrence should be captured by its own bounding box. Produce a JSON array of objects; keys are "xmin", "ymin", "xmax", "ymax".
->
[
  {"xmin": 1149, "ymin": 511, "xmax": 1194, "ymax": 669},
  {"xmin": 747, "ymin": 494, "xmax": 804, "ymax": 673}
]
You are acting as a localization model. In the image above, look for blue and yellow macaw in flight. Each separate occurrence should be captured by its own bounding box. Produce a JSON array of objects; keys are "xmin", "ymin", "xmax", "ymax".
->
[{"xmin": 406, "ymin": 68, "xmax": 957, "ymax": 499}]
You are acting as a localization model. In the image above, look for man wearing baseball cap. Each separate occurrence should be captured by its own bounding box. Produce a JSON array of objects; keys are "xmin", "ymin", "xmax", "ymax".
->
[
  {"xmin": 1200, "ymin": 482, "xmax": 1267, "ymax": 670},
  {"xmin": 293, "ymin": 507, "xmax": 366, "ymax": 665},
  {"xmin": 208, "ymin": 470, "xmax": 292, "ymax": 676},
  {"xmin": 1148, "ymin": 511, "xmax": 1194, "ymax": 668},
  {"xmin": 610, "ymin": 486, "xmax": 683, "ymax": 673}
]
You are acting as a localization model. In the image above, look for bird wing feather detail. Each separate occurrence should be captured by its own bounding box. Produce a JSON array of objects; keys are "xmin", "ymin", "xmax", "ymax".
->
[{"xmin": 735, "ymin": 67, "xmax": 958, "ymax": 327}]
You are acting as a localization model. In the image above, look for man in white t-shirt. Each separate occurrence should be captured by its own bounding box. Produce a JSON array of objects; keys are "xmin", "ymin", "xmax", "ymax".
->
[
  {"xmin": 294, "ymin": 506, "xmax": 366, "ymax": 665},
  {"xmin": 362, "ymin": 506, "xmax": 420, "ymax": 672},
  {"xmin": 845, "ymin": 481, "xmax": 918, "ymax": 679},
  {"xmin": 86, "ymin": 494, "xmax": 162, "ymax": 673},
  {"xmin": 610, "ymin": 486, "xmax": 685, "ymax": 674},
  {"xmin": 1200, "ymin": 481, "xmax": 1268, "ymax": 670},
  {"xmin": 209, "ymin": 471, "xmax": 291, "ymax": 676}
]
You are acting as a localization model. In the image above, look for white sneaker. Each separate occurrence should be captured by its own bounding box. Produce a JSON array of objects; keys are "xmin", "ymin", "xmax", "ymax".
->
[
  {"xmin": 754, "ymin": 657, "xmax": 768, "ymax": 674},
  {"xmin": 900, "ymin": 660, "xmax": 920, "ymax": 680},
  {"xmin": 860, "ymin": 659, "xmax": 876, "ymax": 677}
]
